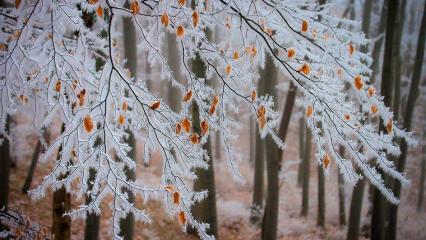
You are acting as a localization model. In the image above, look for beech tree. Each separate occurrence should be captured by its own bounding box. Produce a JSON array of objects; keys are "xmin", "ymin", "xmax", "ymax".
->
[{"xmin": 0, "ymin": 0, "xmax": 416, "ymax": 239}]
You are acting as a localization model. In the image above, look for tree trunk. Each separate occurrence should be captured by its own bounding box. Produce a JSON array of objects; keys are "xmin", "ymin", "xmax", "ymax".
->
[
  {"xmin": 371, "ymin": 1, "xmax": 399, "ymax": 239},
  {"xmin": 261, "ymin": 57, "xmax": 297, "ymax": 239},
  {"xmin": 118, "ymin": 7, "xmax": 138, "ymax": 239},
  {"xmin": 347, "ymin": 177, "xmax": 366, "ymax": 240},
  {"xmin": 300, "ymin": 126, "xmax": 311, "ymax": 217},
  {"xmin": 84, "ymin": 168, "xmax": 100, "ymax": 240},
  {"xmin": 297, "ymin": 116, "xmax": 306, "ymax": 187},
  {"xmin": 249, "ymin": 116, "xmax": 255, "ymax": 165},
  {"xmin": 317, "ymin": 165, "xmax": 326, "ymax": 229},
  {"xmin": 0, "ymin": 115, "xmax": 10, "ymax": 210},
  {"xmin": 22, "ymin": 129, "xmax": 49, "ymax": 194},
  {"xmin": 250, "ymin": 57, "xmax": 268, "ymax": 225},
  {"xmin": 370, "ymin": 1, "xmax": 388, "ymax": 80},
  {"xmin": 52, "ymin": 124, "xmax": 71, "ymax": 240},
  {"xmin": 387, "ymin": 2, "xmax": 426, "ymax": 239},
  {"xmin": 338, "ymin": 146, "xmax": 346, "ymax": 226},
  {"xmin": 418, "ymin": 138, "xmax": 426, "ymax": 210},
  {"xmin": 166, "ymin": 31, "xmax": 182, "ymax": 110}
]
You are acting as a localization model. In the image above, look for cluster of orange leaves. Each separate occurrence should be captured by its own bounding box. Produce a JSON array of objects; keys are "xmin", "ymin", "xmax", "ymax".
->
[{"xmin": 164, "ymin": 185, "xmax": 186, "ymax": 225}]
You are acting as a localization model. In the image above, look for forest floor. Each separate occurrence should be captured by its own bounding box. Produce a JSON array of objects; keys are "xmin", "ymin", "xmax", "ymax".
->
[{"xmin": 7, "ymin": 104, "xmax": 426, "ymax": 240}]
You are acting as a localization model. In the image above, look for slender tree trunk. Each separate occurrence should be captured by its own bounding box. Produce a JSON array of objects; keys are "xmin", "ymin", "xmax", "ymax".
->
[
  {"xmin": 261, "ymin": 63, "xmax": 297, "ymax": 240},
  {"xmin": 251, "ymin": 58, "xmax": 268, "ymax": 225},
  {"xmin": 84, "ymin": 168, "xmax": 100, "ymax": 240},
  {"xmin": 0, "ymin": 115, "xmax": 10, "ymax": 210},
  {"xmin": 249, "ymin": 116, "xmax": 255, "ymax": 165},
  {"xmin": 370, "ymin": 1, "xmax": 388, "ymax": 81},
  {"xmin": 347, "ymin": 177, "xmax": 366, "ymax": 240},
  {"xmin": 371, "ymin": 1, "xmax": 399, "ymax": 239},
  {"xmin": 418, "ymin": 138, "xmax": 426, "ymax": 210},
  {"xmin": 387, "ymin": 2, "xmax": 426, "ymax": 239},
  {"xmin": 338, "ymin": 146, "xmax": 346, "ymax": 226},
  {"xmin": 118, "ymin": 8, "xmax": 138, "ymax": 239},
  {"xmin": 52, "ymin": 124, "xmax": 71, "ymax": 240},
  {"xmin": 297, "ymin": 116, "xmax": 306, "ymax": 187},
  {"xmin": 300, "ymin": 126, "xmax": 311, "ymax": 217},
  {"xmin": 22, "ymin": 129, "xmax": 49, "ymax": 194},
  {"xmin": 317, "ymin": 165, "xmax": 326, "ymax": 229},
  {"xmin": 166, "ymin": 31, "xmax": 182, "ymax": 110}
]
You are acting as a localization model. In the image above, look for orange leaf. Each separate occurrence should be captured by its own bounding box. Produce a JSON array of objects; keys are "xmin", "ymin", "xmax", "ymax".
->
[
  {"xmin": 176, "ymin": 25, "xmax": 185, "ymax": 38},
  {"xmin": 175, "ymin": 123, "xmax": 182, "ymax": 135},
  {"xmin": 348, "ymin": 44, "xmax": 354, "ymax": 55},
  {"xmin": 55, "ymin": 80, "xmax": 61, "ymax": 92},
  {"xmin": 354, "ymin": 75, "xmax": 364, "ymax": 90},
  {"xmin": 178, "ymin": 0, "xmax": 186, "ymax": 7},
  {"xmin": 225, "ymin": 64, "xmax": 232, "ymax": 75},
  {"xmin": 298, "ymin": 63, "xmax": 310, "ymax": 75},
  {"xmin": 212, "ymin": 95, "xmax": 219, "ymax": 106},
  {"xmin": 370, "ymin": 104, "xmax": 378, "ymax": 114},
  {"xmin": 259, "ymin": 115, "xmax": 266, "ymax": 130},
  {"xmin": 192, "ymin": 11, "xmax": 199, "ymax": 27},
  {"xmin": 190, "ymin": 133, "xmax": 199, "ymax": 144},
  {"xmin": 182, "ymin": 90, "xmax": 193, "ymax": 102},
  {"xmin": 122, "ymin": 101, "xmax": 128, "ymax": 112},
  {"xmin": 118, "ymin": 114, "xmax": 125, "ymax": 125},
  {"xmin": 200, "ymin": 120, "xmax": 209, "ymax": 135},
  {"xmin": 0, "ymin": 43, "xmax": 7, "ymax": 51},
  {"xmin": 233, "ymin": 51, "xmax": 239, "ymax": 60},
  {"xmin": 150, "ymin": 101, "xmax": 161, "ymax": 110},
  {"xmin": 161, "ymin": 12, "xmax": 169, "ymax": 27},
  {"xmin": 257, "ymin": 105, "xmax": 266, "ymax": 117},
  {"xmin": 209, "ymin": 105, "xmax": 216, "ymax": 116},
  {"xmin": 251, "ymin": 46, "xmax": 257, "ymax": 57},
  {"xmin": 386, "ymin": 118, "xmax": 393, "ymax": 134},
  {"xmin": 178, "ymin": 211, "xmax": 186, "ymax": 225},
  {"xmin": 78, "ymin": 89, "xmax": 86, "ymax": 106},
  {"xmin": 15, "ymin": 0, "xmax": 21, "ymax": 8},
  {"xmin": 306, "ymin": 104, "xmax": 313, "ymax": 118},
  {"xmin": 344, "ymin": 114, "xmax": 351, "ymax": 120},
  {"xmin": 287, "ymin": 48, "xmax": 296, "ymax": 59},
  {"xmin": 251, "ymin": 90, "xmax": 257, "ymax": 102},
  {"xmin": 97, "ymin": 6, "xmax": 103, "ymax": 18},
  {"xmin": 323, "ymin": 153, "xmax": 330, "ymax": 169},
  {"xmin": 130, "ymin": 1, "xmax": 140, "ymax": 15},
  {"xmin": 181, "ymin": 118, "xmax": 191, "ymax": 133},
  {"xmin": 367, "ymin": 86, "xmax": 376, "ymax": 97},
  {"xmin": 173, "ymin": 191, "xmax": 180, "ymax": 205},
  {"xmin": 88, "ymin": 0, "xmax": 98, "ymax": 4},
  {"xmin": 301, "ymin": 20, "xmax": 308, "ymax": 32},
  {"xmin": 83, "ymin": 115, "xmax": 94, "ymax": 133},
  {"xmin": 164, "ymin": 185, "xmax": 175, "ymax": 192}
]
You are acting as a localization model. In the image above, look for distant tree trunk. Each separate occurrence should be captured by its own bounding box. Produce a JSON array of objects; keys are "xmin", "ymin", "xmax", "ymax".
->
[
  {"xmin": 371, "ymin": 1, "xmax": 399, "ymax": 239},
  {"xmin": 391, "ymin": 0, "xmax": 406, "ymax": 121},
  {"xmin": 317, "ymin": 165, "xmax": 326, "ymax": 229},
  {"xmin": 166, "ymin": 31, "xmax": 182, "ymax": 110},
  {"xmin": 188, "ymin": 10, "xmax": 218, "ymax": 235},
  {"xmin": 297, "ymin": 116, "xmax": 306, "ymax": 187},
  {"xmin": 84, "ymin": 168, "xmax": 100, "ymax": 240},
  {"xmin": 387, "ymin": 2, "xmax": 426, "ymax": 239},
  {"xmin": 300, "ymin": 126, "xmax": 311, "ymax": 217},
  {"xmin": 338, "ymin": 146, "xmax": 346, "ymax": 226},
  {"xmin": 215, "ymin": 130, "xmax": 221, "ymax": 160},
  {"xmin": 0, "ymin": 115, "xmax": 11, "ymax": 210},
  {"xmin": 52, "ymin": 124, "xmax": 71, "ymax": 240},
  {"xmin": 22, "ymin": 129, "xmax": 49, "ymax": 194},
  {"xmin": 249, "ymin": 116, "xmax": 255, "ymax": 165},
  {"xmin": 370, "ymin": 1, "xmax": 388, "ymax": 81},
  {"xmin": 118, "ymin": 7, "xmax": 138, "ymax": 239},
  {"xmin": 347, "ymin": 177, "xmax": 366, "ymax": 240},
  {"xmin": 261, "ymin": 63, "xmax": 297, "ymax": 240},
  {"xmin": 418, "ymin": 136, "xmax": 426, "ymax": 210},
  {"xmin": 250, "ymin": 58, "xmax": 268, "ymax": 225}
]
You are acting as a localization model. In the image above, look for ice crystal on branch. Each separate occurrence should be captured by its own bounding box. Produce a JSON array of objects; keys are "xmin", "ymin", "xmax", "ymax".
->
[{"xmin": 0, "ymin": 0, "xmax": 415, "ymax": 239}]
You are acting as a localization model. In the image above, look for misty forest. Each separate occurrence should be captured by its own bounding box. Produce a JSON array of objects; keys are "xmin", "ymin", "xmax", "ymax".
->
[{"xmin": 0, "ymin": 0, "xmax": 425, "ymax": 239}]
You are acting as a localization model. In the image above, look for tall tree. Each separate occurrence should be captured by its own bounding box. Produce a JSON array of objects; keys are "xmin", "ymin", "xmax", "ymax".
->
[
  {"xmin": 52, "ymin": 124, "xmax": 71, "ymax": 240},
  {"xmin": 0, "ymin": 116, "xmax": 10, "ymax": 210},
  {"xmin": 337, "ymin": 146, "xmax": 346, "ymax": 226},
  {"xmin": 261, "ymin": 58, "xmax": 297, "ymax": 239},
  {"xmin": 297, "ymin": 114, "xmax": 306, "ymax": 187},
  {"xmin": 118, "ymin": 6, "xmax": 138, "ymax": 239},
  {"xmin": 371, "ymin": 1, "xmax": 399, "ymax": 239},
  {"xmin": 317, "ymin": 165, "xmax": 326, "ymax": 228},
  {"xmin": 418, "ymin": 127, "xmax": 426, "ymax": 211},
  {"xmin": 300, "ymin": 126, "xmax": 311, "ymax": 217},
  {"xmin": 387, "ymin": 1, "xmax": 426, "ymax": 239}
]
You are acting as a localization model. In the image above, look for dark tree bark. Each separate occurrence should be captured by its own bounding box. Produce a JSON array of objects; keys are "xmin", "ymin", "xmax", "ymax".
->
[
  {"xmin": 22, "ymin": 129, "xmax": 49, "ymax": 194},
  {"xmin": 317, "ymin": 165, "xmax": 326, "ymax": 229},
  {"xmin": 84, "ymin": 168, "xmax": 100, "ymax": 240},
  {"xmin": 300, "ymin": 126, "xmax": 311, "ymax": 217},
  {"xmin": 370, "ymin": 1, "xmax": 388, "ymax": 81},
  {"xmin": 338, "ymin": 146, "xmax": 346, "ymax": 226},
  {"xmin": 347, "ymin": 177, "xmax": 366, "ymax": 240},
  {"xmin": 52, "ymin": 124, "xmax": 71, "ymax": 240},
  {"xmin": 371, "ymin": 1, "xmax": 399, "ymax": 239},
  {"xmin": 387, "ymin": 2, "xmax": 426, "ymax": 239},
  {"xmin": 118, "ymin": 7, "xmax": 138, "ymax": 239},
  {"xmin": 297, "ymin": 116, "xmax": 306, "ymax": 187},
  {"xmin": 261, "ymin": 53, "xmax": 297, "ymax": 239},
  {"xmin": 0, "ymin": 115, "xmax": 11, "ymax": 210},
  {"xmin": 418, "ymin": 133, "xmax": 426, "ymax": 211},
  {"xmin": 250, "ymin": 58, "xmax": 268, "ymax": 225}
]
